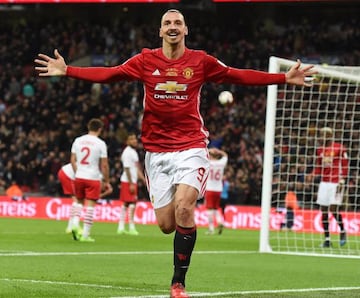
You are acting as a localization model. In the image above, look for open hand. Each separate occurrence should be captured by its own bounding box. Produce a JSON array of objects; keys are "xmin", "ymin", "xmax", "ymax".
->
[
  {"xmin": 285, "ymin": 59, "xmax": 317, "ymax": 87},
  {"xmin": 34, "ymin": 49, "xmax": 67, "ymax": 76}
]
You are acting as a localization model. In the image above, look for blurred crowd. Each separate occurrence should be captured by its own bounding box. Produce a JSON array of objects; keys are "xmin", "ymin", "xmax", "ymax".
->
[{"xmin": 0, "ymin": 6, "xmax": 359, "ymax": 206}]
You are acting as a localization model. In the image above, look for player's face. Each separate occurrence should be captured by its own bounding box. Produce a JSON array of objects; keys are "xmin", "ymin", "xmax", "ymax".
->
[
  {"xmin": 127, "ymin": 135, "xmax": 138, "ymax": 148},
  {"xmin": 318, "ymin": 132, "xmax": 331, "ymax": 146},
  {"xmin": 159, "ymin": 11, "xmax": 188, "ymax": 45}
]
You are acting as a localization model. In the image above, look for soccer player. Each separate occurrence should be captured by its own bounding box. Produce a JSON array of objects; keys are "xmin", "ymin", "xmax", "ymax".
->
[
  {"xmin": 280, "ymin": 183, "xmax": 299, "ymax": 231},
  {"xmin": 117, "ymin": 132, "xmax": 146, "ymax": 236},
  {"xmin": 220, "ymin": 172, "xmax": 231, "ymax": 223},
  {"xmin": 35, "ymin": 9, "xmax": 316, "ymax": 297},
  {"xmin": 204, "ymin": 147, "xmax": 228, "ymax": 235},
  {"xmin": 57, "ymin": 163, "xmax": 83, "ymax": 234},
  {"xmin": 308, "ymin": 127, "xmax": 349, "ymax": 248},
  {"xmin": 70, "ymin": 118, "xmax": 111, "ymax": 242}
]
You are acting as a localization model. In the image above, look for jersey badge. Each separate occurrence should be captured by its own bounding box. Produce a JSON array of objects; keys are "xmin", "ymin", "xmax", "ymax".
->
[
  {"xmin": 155, "ymin": 81, "xmax": 188, "ymax": 93},
  {"xmin": 183, "ymin": 67, "xmax": 194, "ymax": 79}
]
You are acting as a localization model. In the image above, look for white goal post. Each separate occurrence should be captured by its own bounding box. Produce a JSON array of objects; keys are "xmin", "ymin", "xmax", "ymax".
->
[{"xmin": 260, "ymin": 56, "xmax": 360, "ymax": 257}]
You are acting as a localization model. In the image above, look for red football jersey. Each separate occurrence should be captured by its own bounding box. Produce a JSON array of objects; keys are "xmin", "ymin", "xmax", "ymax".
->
[
  {"xmin": 313, "ymin": 142, "xmax": 349, "ymax": 183},
  {"xmin": 67, "ymin": 48, "xmax": 285, "ymax": 152}
]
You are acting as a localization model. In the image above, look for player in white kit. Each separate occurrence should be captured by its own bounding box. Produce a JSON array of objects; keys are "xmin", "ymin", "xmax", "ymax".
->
[
  {"xmin": 117, "ymin": 133, "xmax": 146, "ymax": 235},
  {"xmin": 70, "ymin": 118, "xmax": 111, "ymax": 242},
  {"xmin": 57, "ymin": 163, "xmax": 82, "ymax": 234},
  {"xmin": 204, "ymin": 148, "xmax": 228, "ymax": 235}
]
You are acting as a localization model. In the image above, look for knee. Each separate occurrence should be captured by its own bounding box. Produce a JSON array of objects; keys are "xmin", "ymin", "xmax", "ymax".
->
[
  {"xmin": 158, "ymin": 222, "xmax": 175, "ymax": 234},
  {"xmin": 176, "ymin": 205, "xmax": 193, "ymax": 220},
  {"xmin": 175, "ymin": 204, "xmax": 195, "ymax": 227}
]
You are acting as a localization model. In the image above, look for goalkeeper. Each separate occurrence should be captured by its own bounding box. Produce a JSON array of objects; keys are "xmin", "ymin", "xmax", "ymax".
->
[{"xmin": 307, "ymin": 127, "xmax": 349, "ymax": 248}]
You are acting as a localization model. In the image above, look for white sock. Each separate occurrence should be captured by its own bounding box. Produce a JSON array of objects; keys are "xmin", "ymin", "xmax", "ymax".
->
[
  {"xmin": 72, "ymin": 203, "xmax": 83, "ymax": 229},
  {"xmin": 118, "ymin": 205, "xmax": 126, "ymax": 231},
  {"xmin": 83, "ymin": 206, "xmax": 94, "ymax": 238},
  {"xmin": 128, "ymin": 204, "xmax": 136, "ymax": 230},
  {"xmin": 67, "ymin": 202, "xmax": 77, "ymax": 230},
  {"xmin": 207, "ymin": 209, "xmax": 214, "ymax": 232}
]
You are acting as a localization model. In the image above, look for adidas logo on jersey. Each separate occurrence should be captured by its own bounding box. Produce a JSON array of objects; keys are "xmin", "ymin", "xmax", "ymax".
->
[{"xmin": 152, "ymin": 69, "xmax": 161, "ymax": 76}]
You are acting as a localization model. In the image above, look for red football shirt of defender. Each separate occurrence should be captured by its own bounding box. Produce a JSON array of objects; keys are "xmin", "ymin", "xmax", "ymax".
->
[
  {"xmin": 67, "ymin": 48, "xmax": 285, "ymax": 152},
  {"xmin": 313, "ymin": 142, "xmax": 349, "ymax": 183}
]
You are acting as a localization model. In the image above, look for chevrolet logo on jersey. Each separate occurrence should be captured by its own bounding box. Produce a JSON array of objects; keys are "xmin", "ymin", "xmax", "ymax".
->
[{"xmin": 155, "ymin": 81, "xmax": 188, "ymax": 94}]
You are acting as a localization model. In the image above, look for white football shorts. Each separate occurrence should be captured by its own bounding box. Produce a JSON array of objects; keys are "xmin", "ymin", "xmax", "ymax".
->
[
  {"xmin": 316, "ymin": 181, "xmax": 344, "ymax": 206},
  {"xmin": 144, "ymin": 148, "xmax": 209, "ymax": 209}
]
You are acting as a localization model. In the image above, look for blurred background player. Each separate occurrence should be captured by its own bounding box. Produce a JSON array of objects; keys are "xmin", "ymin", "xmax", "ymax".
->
[
  {"xmin": 280, "ymin": 183, "xmax": 299, "ymax": 231},
  {"xmin": 57, "ymin": 163, "xmax": 83, "ymax": 234},
  {"xmin": 307, "ymin": 127, "xmax": 349, "ymax": 248},
  {"xmin": 220, "ymin": 172, "xmax": 230, "ymax": 224},
  {"xmin": 70, "ymin": 118, "xmax": 111, "ymax": 242},
  {"xmin": 204, "ymin": 147, "xmax": 228, "ymax": 235},
  {"xmin": 117, "ymin": 133, "xmax": 146, "ymax": 235}
]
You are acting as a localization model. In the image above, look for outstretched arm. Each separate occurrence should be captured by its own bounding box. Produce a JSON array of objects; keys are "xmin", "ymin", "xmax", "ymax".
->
[
  {"xmin": 206, "ymin": 54, "xmax": 316, "ymax": 87},
  {"xmin": 34, "ymin": 49, "xmax": 67, "ymax": 76},
  {"xmin": 285, "ymin": 59, "xmax": 317, "ymax": 87},
  {"xmin": 35, "ymin": 49, "xmax": 142, "ymax": 83}
]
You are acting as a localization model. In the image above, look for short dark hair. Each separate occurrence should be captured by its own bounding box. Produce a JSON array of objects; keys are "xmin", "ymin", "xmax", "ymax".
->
[
  {"xmin": 161, "ymin": 9, "xmax": 185, "ymax": 25},
  {"xmin": 87, "ymin": 118, "xmax": 104, "ymax": 132}
]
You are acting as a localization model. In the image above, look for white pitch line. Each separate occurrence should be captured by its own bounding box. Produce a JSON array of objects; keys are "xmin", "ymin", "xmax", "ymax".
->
[
  {"xmin": 114, "ymin": 286, "xmax": 360, "ymax": 298},
  {"xmin": 2, "ymin": 278, "xmax": 360, "ymax": 297},
  {"xmin": 0, "ymin": 278, "xmax": 167, "ymax": 294},
  {"xmin": 0, "ymin": 250, "xmax": 257, "ymax": 257}
]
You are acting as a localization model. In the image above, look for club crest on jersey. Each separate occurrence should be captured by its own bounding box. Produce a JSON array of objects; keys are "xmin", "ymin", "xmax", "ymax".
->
[
  {"xmin": 155, "ymin": 81, "xmax": 188, "ymax": 93},
  {"xmin": 183, "ymin": 67, "xmax": 194, "ymax": 79}
]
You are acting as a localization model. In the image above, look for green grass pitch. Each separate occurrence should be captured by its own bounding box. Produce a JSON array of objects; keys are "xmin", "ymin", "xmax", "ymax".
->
[{"xmin": 1, "ymin": 218, "xmax": 360, "ymax": 297}]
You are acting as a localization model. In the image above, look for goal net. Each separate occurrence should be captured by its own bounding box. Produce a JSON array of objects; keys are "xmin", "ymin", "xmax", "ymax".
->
[{"xmin": 260, "ymin": 57, "xmax": 360, "ymax": 258}]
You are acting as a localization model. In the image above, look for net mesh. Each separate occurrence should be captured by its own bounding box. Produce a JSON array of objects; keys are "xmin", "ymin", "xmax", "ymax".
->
[{"xmin": 269, "ymin": 61, "xmax": 360, "ymax": 257}]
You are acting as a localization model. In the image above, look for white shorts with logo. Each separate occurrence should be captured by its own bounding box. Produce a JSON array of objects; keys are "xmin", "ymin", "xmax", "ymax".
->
[
  {"xmin": 316, "ymin": 181, "xmax": 344, "ymax": 206},
  {"xmin": 144, "ymin": 148, "xmax": 209, "ymax": 209}
]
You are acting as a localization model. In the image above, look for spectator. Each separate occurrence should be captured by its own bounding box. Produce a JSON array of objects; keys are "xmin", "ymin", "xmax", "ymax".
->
[{"xmin": 6, "ymin": 181, "xmax": 24, "ymax": 201}]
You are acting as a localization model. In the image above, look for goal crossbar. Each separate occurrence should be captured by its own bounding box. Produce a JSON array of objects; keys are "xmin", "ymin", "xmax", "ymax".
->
[{"xmin": 269, "ymin": 56, "xmax": 360, "ymax": 82}]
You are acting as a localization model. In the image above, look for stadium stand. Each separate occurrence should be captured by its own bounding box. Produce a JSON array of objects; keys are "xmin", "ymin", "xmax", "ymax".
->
[{"xmin": 0, "ymin": 3, "xmax": 359, "ymax": 206}]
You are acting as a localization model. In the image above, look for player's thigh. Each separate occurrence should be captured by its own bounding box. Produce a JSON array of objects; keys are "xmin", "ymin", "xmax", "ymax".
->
[
  {"xmin": 145, "ymin": 152, "xmax": 175, "ymax": 209},
  {"xmin": 74, "ymin": 179, "xmax": 86, "ymax": 200},
  {"xmin": 316, "ymin": 182, "xmax": 336, "ymax": 206},
  {"xmin": 205, "ymin": 191, "xmax": 217, "ymax": 209},
  {"xmin": 173, "ymin": 148, "xmax": 210, "ymax": 198},
  {"xmin": 174, "ymin": 184, "xmax": 198, "ymax": 227},
  {"xmin": 76, "ymin": 179, "xmax": 101, "ymax": 200},
  {"xmin": 120, "ymin": 182, "xmax": 138, "ymax": 203},
  {"xmin": 59, "ymin": 170, "xmax": 74, "ymax": 195},
  {"xmin": 175, "ymin": 184, "xmax": 199, "ymax": 207}
]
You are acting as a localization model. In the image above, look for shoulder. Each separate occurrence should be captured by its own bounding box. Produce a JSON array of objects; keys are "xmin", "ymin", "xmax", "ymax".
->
[
  {"xmin": 185, "ymin": 48, "xmax": 208, "ymax": 59},
  {"xmin": 334, "ymin": 142, "xmax": 346, "ymax": 150},
  {"xmin": 140, "ymin": 48, "xmax": 161, "ymax": 56},
  {"xmin": 100, "ymin": 138, "xmax": 107, "ymax": 146},
  {"xmin": 72, "ymin": 136, "xmax": 81, "ymax": 144},
  {"xmin": 121, "ymin": 146, "xmax": 131, "ymax": 155}
]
